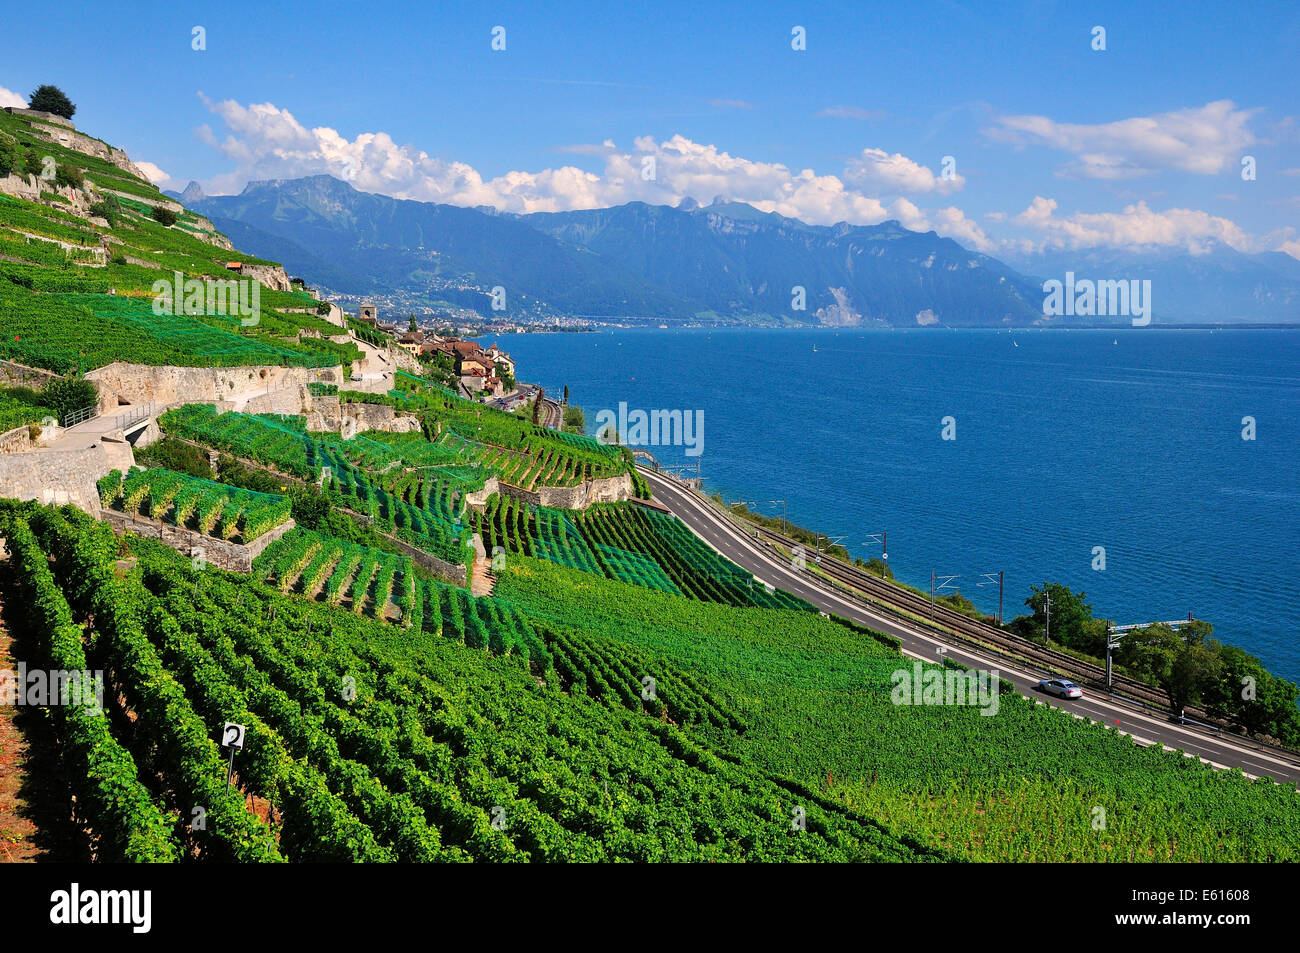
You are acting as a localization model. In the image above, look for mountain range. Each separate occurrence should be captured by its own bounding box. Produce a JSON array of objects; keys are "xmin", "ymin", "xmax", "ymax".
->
[{"xmin": 175, "ymin": 176, "xmax": 1300, "ymax": 326}]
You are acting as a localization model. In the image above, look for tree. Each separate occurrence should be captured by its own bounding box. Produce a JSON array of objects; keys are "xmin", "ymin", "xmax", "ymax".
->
[
  {"xmin": 288, "ymin": 487, "xmax": 330, "ymax": 530},
  {"xmin": 28, "ymin": 85, "xmax": 76, "ymax": 120},
  {"xmin": 89, "ymin": 194, "xmax": 121, "ymax": 226},
  {"xmin": 54, "ymin": 162, "xmax": 84, "ymax": 189},
  {"xmin": 408, "ymin": 314, "xmax": 417, "ymax": 332},
  {"xmin": 1013, "ymin": 583, "xmax": 1095, "ymax": 650},
  {"xmin": 1198, "ymin": 642, "xmax": 1300, "ymax": 744},
  {"xmin": 563, "ymin": 385, "xmax": 569, "ymax": 405},
  {"xmin": 151, "ymin": 205, "xmax": 178, "ymax": 226},
  {"xmin": 562, "ymin": 405, "xmax": 585, "ymax": 433},
  {"xmin": 1117, "ymin": 622, "xmax": 1222, "ymax": 718}
]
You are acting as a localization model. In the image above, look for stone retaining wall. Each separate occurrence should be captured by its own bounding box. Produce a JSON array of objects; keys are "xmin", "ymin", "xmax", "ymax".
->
[
  {"xmin": 0, "ymin": 425, "xmax": 35, "ymax": 454},
  {"xmin": 0, "ymin": 436, "xmax": 134, "ymax": 516},
  {"xmin": 365, "ymin": 526, "xmax": 467, "ymax": 586},
  {"xmin": 304, "ymin": 397, "xmax": 421, "ymax": 435},
  {"xmin": 86, "ymin": 363, "xmax": 342, "ymax": 411},
  {"xmin": 100, "ymin": 510, "xmax": 296, "ymax": 573},
  {"xmin": 496, "ymin": 472, "xmax": 633, "ymax": 510},
  {"xmin": 0, "ymin": 359, "xmax": 61, "ymax": 390}
]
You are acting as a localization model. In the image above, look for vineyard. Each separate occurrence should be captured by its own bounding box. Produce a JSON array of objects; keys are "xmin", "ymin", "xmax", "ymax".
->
[
  {"xmin": 0, "ymin": 501, "xmax": 939, "ymax": 862},
  {"xmin": 473, "ymin": 496, "xmax": 812, "ymax": 610},
  {"xmin": 97, "ymin": 468, "xmax": 292, "ymax": 543},
  {"xmin": 496, "ymin": 556, "xmax": 1300, "ymax": 863}
]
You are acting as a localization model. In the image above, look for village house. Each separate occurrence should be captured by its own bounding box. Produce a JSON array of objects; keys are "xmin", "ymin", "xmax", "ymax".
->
[
  {"xmin": 396, "ymin": 330, "xmax": 425, "ymax": 357},
  {"xmin": 483, "ymin": 342, "xmax": 515, "ymax": 378}
]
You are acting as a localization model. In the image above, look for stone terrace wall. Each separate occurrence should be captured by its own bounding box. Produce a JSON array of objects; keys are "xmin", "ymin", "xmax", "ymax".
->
[
  {"xmin": 496, "ymin": 472, "xmax": 633, "ymax": 510},
  {"xmin": 0, "ymin": 426, "xmax": 35, "ymax": 454},
  {"xmin": 101, "ymin": 510, "xmax": 296, "ymax": 573},
  {"xmin": 0, "ymin": 436, "xmax": 134, "ymax": 516},
  {"xmin": 304, "ymin": 397, "xmax": 421, "ymax": 435},
  {"xmin": 86, "ymin": 363, "xmax": 342, "ymax": 412},
  {"xmin": 0, "ymin": 359, "xmax": 61, "ymax": 390},
  {"xmin": 238, "ymin": 263, "xmax": 291, "ymax": 293}
]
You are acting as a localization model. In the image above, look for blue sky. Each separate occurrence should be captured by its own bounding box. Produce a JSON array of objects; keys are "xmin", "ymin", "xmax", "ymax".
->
[{"xmin": 3, "ymin": 0, "xmax": 1297, "ymax": 259}]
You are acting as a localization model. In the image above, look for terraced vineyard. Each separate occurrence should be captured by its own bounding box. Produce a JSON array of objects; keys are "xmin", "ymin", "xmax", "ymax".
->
[
  {"xmin": 1, "ymin": 501, "xmax": 937, "ymax": 862},
  {"xmin": 473, "ymin": 496, "xmax": 811, "ymax": 609},
  {"xmin": 0, "ymin": 107, "xmax": 359, "ymax": 376},
  {"xmin": 97, "ymin": 467, "xmax": 292, "ymax": 543}
]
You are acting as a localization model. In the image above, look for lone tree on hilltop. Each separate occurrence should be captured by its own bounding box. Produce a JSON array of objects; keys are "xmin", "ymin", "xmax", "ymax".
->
[{"xmin": 28, "ymin": 85, "xmax": 76, "ymax": 120}]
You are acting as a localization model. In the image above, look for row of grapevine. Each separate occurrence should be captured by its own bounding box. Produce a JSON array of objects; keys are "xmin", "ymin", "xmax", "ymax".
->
[
  {"xmin": 530, "ymin": 508, "xmax": 601, "ymax": 573},
  {"xmin": 27, "ymin": 507, "xmax": 284, "ymax": 861},
  {"xmin": 98, "ymin": 467, "xmax": 291, "ymax": 543},
  {"xmin": 545, "ymin": 626, "xmax": 744, "ymax": 732},
  {"xmin": 579, "ymin": 505, "xmax": 813, "ymax": 610},
  {"xmin": 1, "ymin": 511, "xmax": 178, "ymax": 861},
  {"xmin": 255, "ymin": 528, "xmax": 415, "ymax": 622}
]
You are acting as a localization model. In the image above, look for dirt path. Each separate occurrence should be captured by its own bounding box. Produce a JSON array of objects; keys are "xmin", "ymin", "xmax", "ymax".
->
[{"xmin": 0, "ymin": 564, "xmax": 84, "ymax": 862}]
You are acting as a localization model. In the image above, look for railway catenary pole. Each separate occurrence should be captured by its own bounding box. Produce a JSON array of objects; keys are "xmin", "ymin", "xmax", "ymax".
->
[
  {"xmin": 977, "ymin": 571, "xmax": 1004, "ymax": 624},
  {"xmin": 1043, "ymin": 583, "xmax": 1051, "ymax": 645}
]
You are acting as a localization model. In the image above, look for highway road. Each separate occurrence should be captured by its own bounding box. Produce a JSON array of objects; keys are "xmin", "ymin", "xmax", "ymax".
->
[{"xmin": 639, "ymin": 465, "xmax": 1300, "ymax": 786}]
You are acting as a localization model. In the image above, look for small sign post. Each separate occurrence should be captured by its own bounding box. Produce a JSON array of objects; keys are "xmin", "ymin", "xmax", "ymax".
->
[{"xmin": 221, "ymin": 722, "xmax": 246, "ymax": 788}]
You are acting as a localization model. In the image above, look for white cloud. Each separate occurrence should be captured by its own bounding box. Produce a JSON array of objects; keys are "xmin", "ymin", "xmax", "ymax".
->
[
  {"xmin": 844, "ymin": 147, "xmax": 964, "ymax": 195},
  {"xmin": 134, "ymin": 161, "xmax": 177, "ymax": 189},
  {"xmin": 988, "ymin": 100, "xmax": 1259, "ymax": 179},
  {"xmin": 0, "ymin": 84, "xmax": 26, "ymax": 109},
  {"xmin": 1011, "ymin": 195, "xmax": 1253, "ymax": 254},
  {"xmin": 709, "ymin": 98, "xmax": 754, "ymax": 110}
]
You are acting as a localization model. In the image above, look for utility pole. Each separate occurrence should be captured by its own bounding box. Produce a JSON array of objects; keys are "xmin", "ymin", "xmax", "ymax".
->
[
  {"xmin": 1043, "ymin": 583, "xmax": 1051, "ymax": 645},
  {"xmin": 864, "ymin": 532, "xmax": 887, "ymax": 563}
]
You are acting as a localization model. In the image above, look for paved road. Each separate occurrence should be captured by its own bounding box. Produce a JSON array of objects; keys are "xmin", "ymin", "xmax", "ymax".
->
[{"xmin": 640, "ymin": 466, "xmax": 1300, "ymax": 785}]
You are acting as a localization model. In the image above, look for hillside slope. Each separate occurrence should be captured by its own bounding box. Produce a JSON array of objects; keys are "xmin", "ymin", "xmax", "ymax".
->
[{"xmin": 0, "ymin": 109, "xmax": 359, "ymax": 380}]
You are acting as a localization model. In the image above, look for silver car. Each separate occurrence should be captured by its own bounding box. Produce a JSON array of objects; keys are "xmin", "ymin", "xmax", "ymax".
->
[{"xmin": 1038, "ymin": 678, "xmax": 1083, "ymax": 699}]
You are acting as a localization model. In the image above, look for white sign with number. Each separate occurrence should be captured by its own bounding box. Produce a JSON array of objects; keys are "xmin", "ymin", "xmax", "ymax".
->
[{"xmin": 221, "ymin": 722, "xmax": 247, "ymax": 749}]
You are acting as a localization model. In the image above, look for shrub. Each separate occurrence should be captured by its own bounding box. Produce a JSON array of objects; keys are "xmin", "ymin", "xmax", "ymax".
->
[
  {"xmin": 89, "ymin": 195, "xmax": 121, "ymax": 226},
  {"xmin": 151, "ymin": 205, "xmax": 178, "ymax": 227},
  {"xmin": 53, "ymin": 163, "xmax": 84, "ymax": 189},
  {"xmin": 0, "ymin": 134, "xmax": 23, "ymax": 178},
  {"xmin": 40, "ymin": 377, "xmax": 98, "ymax": 421}
]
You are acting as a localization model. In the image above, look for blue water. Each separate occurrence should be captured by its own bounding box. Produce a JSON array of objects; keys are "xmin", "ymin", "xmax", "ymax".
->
[{"xmin": 486, "ymin": 327, "xmax": 1300, "ymax": 684}]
